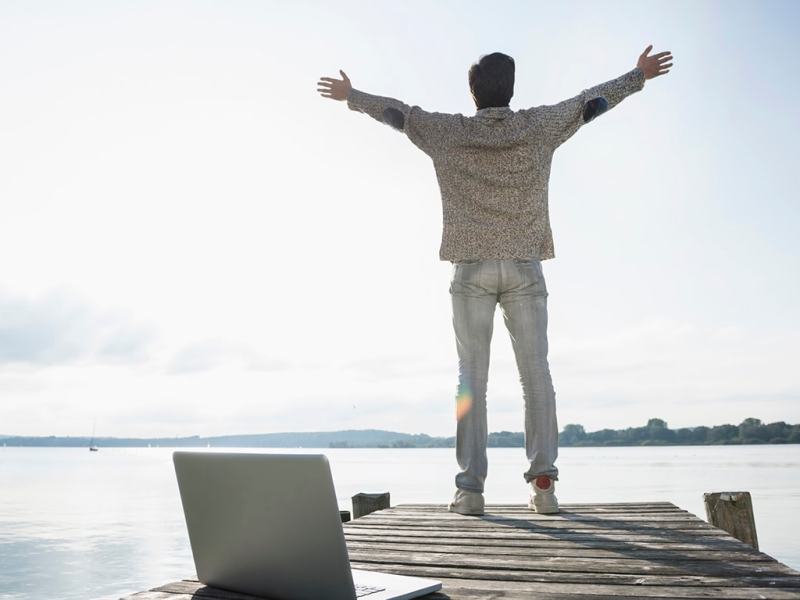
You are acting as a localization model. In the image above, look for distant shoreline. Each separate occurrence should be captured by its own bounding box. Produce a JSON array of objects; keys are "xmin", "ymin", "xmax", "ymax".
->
[{"xmin": 3, "ymin": 418, "xmax": 798, "ymax": 448}]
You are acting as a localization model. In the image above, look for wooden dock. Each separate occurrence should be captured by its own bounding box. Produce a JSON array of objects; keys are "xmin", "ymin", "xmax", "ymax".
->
[{"xmin": 123, "ymin": 502, "xmax": 800, "ymax": 599}]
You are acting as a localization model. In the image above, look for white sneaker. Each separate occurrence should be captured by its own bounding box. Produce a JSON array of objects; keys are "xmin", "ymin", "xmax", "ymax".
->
[
  {"xmin": 528, "ymin": 476, "xmax": 559, "ymax": 514},
  {"xmin": 447, "ymin": 489, "xmax": 485, "ymax": 515}
]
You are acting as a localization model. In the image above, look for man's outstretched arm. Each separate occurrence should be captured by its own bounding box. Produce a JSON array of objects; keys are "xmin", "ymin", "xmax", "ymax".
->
[
  {"xmin": 317, "ymin": 70, "xmax": 409, "ymax": 126},
  {"xmin": 528, "ymin": 45, "xmax": 674, "ymax": 148},
  {"xmin": 317, "ymin": 70, "xmax": 461, "ymax": 155}
]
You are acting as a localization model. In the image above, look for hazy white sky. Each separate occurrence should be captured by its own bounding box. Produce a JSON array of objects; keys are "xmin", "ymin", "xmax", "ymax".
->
[{"xmin": 1, "ymin": 0, "xmax": 798, "ymax": 437}]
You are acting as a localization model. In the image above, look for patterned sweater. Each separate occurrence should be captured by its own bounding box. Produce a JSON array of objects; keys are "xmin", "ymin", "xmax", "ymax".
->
[{"xmin": 346, "ymin": 67, "xmax": 646, "ymax": 262}]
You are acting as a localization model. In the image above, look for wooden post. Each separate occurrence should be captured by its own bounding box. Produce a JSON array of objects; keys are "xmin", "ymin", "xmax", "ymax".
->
[
  {"xmin": 704, "ymin": 491, "xmax": 758, "ymax": 550},
  {"xmin": 352, "ymin": 492, "xmax": 390, "ymax": 519},
  {"xmin": 339, "ymin": 510, "xmax": 351, "ymax": 523}
]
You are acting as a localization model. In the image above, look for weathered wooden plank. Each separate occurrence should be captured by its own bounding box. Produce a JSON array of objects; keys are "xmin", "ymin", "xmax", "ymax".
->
[
  {"xmin": 344, "ymin": 531, "xmax": 763, "ymax": 553},
  {"xmin": 345, "ymin": 521, "xmax": 729, "ymax": 536},
  {"xmin": 347, "ymin": 549, "xmax": 798, "ymax": 578},
  {"xmin": 346, "ymin": 517, "xmax": 726, "ymax": 537},
  {"xmin": 345, "ymin": 540, "xmax": 770, "ymax": 562},
  {"xmin": 357, "ymin": 512, "xmax": 714, "ymax": 524},
  {"xmin": 349, "ymin": 525, "xmax": 722, "ymax": 537},
  {"xmin": 345, "ymin": 526, "xmax": 752, "ymax": 548},
  {"xmin": 399, "ymin": 502, "xmax": 680, "ymax": 509},
  {"xmin": 345, "ymin": 527, "xmax": 758, "ymax": 552},
  {"xmin": 384, "ymin": 509, "xmax": 702, "ymax": 521},
  {"xmin": 388, "ymin": 509, "xmax": 693, "ymax": 518},
  {"xmin": 354, "ymin": 512, "xmax": 715, "ymax": 526},
  {"xmin": 388, "ymin": 505, "xmax": 692, "ymax": 514},
  {"xmin": 402, "ymin": 501, "xmax": 680, "ymax": 505},
  {"xmin": 349, "ymin": 560, "xmax": 800, "ymax": 588},
  {"xmin": 392, "ymin": 505, "xmax": 688, "ymax": 514}
]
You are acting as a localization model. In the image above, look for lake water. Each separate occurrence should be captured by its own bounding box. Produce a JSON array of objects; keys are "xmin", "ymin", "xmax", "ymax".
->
[{"xmin": 1, "ymin": 445, "xmax": 798, "ymax": 599}]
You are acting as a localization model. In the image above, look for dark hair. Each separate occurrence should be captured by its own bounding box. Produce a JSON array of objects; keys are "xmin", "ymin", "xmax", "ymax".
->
[{"xmin": 468, "ymin": 52, "xmax": 515, "ymax": 109}]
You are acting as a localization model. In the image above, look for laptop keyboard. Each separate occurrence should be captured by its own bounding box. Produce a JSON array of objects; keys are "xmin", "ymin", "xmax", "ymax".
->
[{"xmin": 355, "ymin": 583, "xmax": 386, "ymax": 597}]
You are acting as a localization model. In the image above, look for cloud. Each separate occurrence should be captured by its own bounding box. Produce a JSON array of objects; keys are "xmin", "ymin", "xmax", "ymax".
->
[
  {"xmin": 344, "ymin": 354, "xmax": 453, "ymax": 381},
  {"xmin": 0, "ymin": 288, "xmax": 289, "ymax": 377},
  {"xmin": 166, "ymin": 338, "xmax": 289, "ymax": 375},
  {"xmin": 0, "ymin": 288, "xmax": 155, "ymax": 367}
]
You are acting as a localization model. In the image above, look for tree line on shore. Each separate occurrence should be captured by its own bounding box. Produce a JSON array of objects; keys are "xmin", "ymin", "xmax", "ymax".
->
[
  {"xmin": 331, "ymin": 418, "xmax": 800, "ymax": 448},
  {"xmin": 551, "ymin": 417, "xmax": 798, "ymax": 447},
  {"xmin": 4, "ymin": 418, "xmax": 797, "ymax": 448}
]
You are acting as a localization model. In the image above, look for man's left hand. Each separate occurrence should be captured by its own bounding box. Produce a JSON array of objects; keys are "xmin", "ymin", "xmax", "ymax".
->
[{"xmin": 317, "ymin": 70, "xmax": 352, "ymax": 101}]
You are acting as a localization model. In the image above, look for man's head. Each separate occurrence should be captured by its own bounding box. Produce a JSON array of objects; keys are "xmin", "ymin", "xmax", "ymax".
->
[{"xmin": 469, "ymin": 52, "xmax": 515, "ymax": 110}]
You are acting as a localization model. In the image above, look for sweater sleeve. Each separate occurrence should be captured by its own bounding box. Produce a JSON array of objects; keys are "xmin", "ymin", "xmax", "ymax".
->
[
  {"xmin": 346, "ymin": 88, "xmax": 462, "ymax": 156},
  {"xmin": 524, "ymin": 67, "xmax": 646, "ymax": 148}
]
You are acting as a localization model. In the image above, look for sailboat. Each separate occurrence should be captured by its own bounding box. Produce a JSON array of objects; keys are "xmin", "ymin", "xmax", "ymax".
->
[{"xmin": 89, "ymin": 420, "xmax": 99, "ymax": 452}]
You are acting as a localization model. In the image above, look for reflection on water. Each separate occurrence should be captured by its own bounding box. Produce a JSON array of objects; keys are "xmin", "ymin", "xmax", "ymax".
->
[{"xmin": 1, "ymin": 445, "xmax": 798, "ymax": 599}]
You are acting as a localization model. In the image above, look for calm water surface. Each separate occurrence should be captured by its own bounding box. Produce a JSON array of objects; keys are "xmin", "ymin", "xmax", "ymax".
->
[{"xmin": 1, "ymin": 445, "xmax": 798, "ymax": 599}]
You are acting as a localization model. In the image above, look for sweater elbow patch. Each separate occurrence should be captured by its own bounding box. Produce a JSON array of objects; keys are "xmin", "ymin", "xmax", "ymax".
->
[
  {"xmin": 382, "ymin": 107, "xmax": 405, "ymax": 130},
  {"xmin": 583, "ymin": 97, "xmax": 609, "ymax": 123}
]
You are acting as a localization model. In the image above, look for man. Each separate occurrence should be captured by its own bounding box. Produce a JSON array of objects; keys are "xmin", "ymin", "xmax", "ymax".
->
[{"xmin": 317, "ymin": 45, "xmax": 673, "ymax": 515}]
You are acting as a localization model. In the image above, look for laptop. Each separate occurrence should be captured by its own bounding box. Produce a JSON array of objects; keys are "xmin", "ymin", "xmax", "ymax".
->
[{"xmin": 173, "ymin": 451, "xmax": 442, "ymax": 600}]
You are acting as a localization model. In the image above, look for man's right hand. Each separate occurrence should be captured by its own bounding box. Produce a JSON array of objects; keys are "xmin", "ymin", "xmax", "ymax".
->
[{"xmin": 637, "ymin": 45, "xmax": 673, "ymax": 79}]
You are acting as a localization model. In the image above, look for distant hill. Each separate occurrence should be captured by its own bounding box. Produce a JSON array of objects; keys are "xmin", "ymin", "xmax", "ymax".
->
[
  {"xmin": 0, "ymin": 429, "xmax": 453, "ymax": 448},
  {"xmin": 2, "ymin": 418, "xmax": 798, "ymax": 448}
]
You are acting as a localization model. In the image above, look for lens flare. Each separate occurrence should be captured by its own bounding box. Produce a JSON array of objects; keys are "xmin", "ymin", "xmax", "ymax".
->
[{"xmin": 456, "ymin": 384, "xmax": 473, "ymax": 421}]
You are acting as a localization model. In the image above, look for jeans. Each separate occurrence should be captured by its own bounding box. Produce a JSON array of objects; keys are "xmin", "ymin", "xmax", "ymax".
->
[{"xmin": 449, "ymin": 258, "xmax": 558, "ymax": 493}]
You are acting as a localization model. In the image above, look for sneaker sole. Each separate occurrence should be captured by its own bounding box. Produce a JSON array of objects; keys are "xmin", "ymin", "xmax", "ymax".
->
[
  {"xmin": 528, "ymin": 500, "xmax": 559, "ymax": 514},
  {"xmin": 448, "ymin": 504, "xmax": 485, "ymax": 516}
]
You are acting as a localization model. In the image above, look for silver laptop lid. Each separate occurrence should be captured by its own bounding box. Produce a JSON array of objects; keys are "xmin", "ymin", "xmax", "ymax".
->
[{"xmin": 173, "ymin": 451, "xmax": 356, "ymax": 600}]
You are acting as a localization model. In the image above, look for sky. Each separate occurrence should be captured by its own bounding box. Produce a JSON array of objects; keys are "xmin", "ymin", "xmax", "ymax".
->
[{"xmin": 0, "ymin": 0, "xmax": 798, "ymax": 438}]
